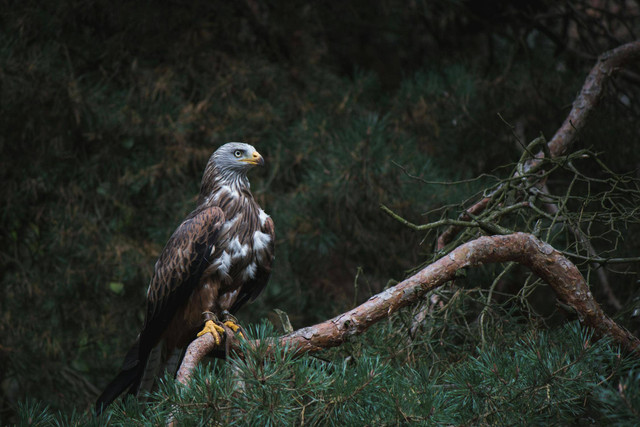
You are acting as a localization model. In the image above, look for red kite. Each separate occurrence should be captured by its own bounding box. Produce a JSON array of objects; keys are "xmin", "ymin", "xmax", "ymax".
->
[{"xmin": 96, "ymin": 142, "xmax": 275, "ymax": 414}]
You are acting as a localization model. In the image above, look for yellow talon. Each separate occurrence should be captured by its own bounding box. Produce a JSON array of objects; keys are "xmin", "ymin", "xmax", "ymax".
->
[
  {"xmin": 223, "ymin": 321, "xmax": 245, "ymax": 339},
  {"xmin": 197, "ymin": 320, "xmax": 225, "ymax": 345}
]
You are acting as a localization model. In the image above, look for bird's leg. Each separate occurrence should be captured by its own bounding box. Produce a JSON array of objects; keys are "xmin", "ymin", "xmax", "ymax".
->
[
  {"xmin": 197, "ymin": 311, "xmax": 226, "ymax": 346},
  {"xmin": 221, "ymin": 310, "xmax": 245, "ymax": 339}
]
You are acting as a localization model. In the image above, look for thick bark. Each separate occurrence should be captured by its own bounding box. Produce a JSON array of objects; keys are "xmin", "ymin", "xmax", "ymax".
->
[
  {"xmin": 176, "ymin": 233, "xmax": 640, "ymax": 384},
  {"xmin": 175, "ymin": 333, "xmax": 216, "ymax": 385},
  {"xmin": 547, "ymin": 40, "xmax": 640, "ymax": 158}
]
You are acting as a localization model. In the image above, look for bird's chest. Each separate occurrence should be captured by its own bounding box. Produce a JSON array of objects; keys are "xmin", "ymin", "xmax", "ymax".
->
[{"xmin": 206, "ymin": 212, "xmax": 270, "ymax": 287}]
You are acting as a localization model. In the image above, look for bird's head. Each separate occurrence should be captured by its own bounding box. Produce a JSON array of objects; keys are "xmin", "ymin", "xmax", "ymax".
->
[
  {"xmin": 212, "ymin": 142, "xmax": 264, "ymax": 174},
  {"xmin": 199, "ymin": 142, "xmax": 265, "ymax": 203}
]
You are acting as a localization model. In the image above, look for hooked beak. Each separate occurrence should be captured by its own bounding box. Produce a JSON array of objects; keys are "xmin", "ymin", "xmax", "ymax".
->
[{"xmin": 240, "ymin": 151, "xmax": 264, "ymax": 166}]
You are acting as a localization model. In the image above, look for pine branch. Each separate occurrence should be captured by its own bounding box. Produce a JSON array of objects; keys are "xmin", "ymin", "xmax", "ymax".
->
[{"xmin": 176, "ymin": 233, "xmax": 640, "ymax": 387}]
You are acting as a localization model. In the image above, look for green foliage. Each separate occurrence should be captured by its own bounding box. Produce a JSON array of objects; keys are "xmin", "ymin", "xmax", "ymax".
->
[
  {"xmin": 15, "ymin": 400, "xmax": 56, "ymax": 427},
  {"xmin": 2, "ymin": 0, "xmax": 640, "ymax": 424},
  {"xmin": 595, "ymin": 369, "xmax": 640, "ymax": 424},
  {"xmin": 17, "ymin": 318, "xmax": 640, "ymax": 425}
]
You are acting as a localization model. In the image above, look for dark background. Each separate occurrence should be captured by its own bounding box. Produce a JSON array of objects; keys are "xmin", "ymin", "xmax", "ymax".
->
[{"xmin": 1, "ymin": 0, "xmax": 639, "ymax": 420}]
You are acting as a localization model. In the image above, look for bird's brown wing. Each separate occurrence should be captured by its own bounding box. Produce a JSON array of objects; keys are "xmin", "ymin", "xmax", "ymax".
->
[
  {"xmin": 230, "ymin": 215, "xmax": 275, "ymax": 314},
  {"xmin": 141, "ymin": 206, "xmax": 225, "ymax": 352},
  {"xmin": 96, "ymin": 206, "xmax": 224, "ymax": 413}
]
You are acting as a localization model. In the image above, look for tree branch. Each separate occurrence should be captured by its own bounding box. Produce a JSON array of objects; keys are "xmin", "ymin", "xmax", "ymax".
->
[
  {"xmin": 175, "ymin": 40, "xmax": 640, "ymax": 392},
  {"xmin": 547, "ymin": 40, "xmax": 640, "ymax": 158},
  {"xmin": 176, "ymin": 233, "xmax": 640, "ymax": 385},
  {"xmin": 437, "ymin": 40, "xmax": 640, "ymax": 248}
]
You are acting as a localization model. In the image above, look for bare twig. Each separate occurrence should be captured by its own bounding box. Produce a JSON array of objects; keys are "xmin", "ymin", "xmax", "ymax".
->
[
  {"xmin": 541, "ymin": 187, "xmax": 622, "ymax": 310},
  {"xmin": 437, "ymin": 40, "xmax": 640, "ymax": 249},
  {"xmin": 436, "ymin": 197, "xmax": 493, "ymax": 250}
]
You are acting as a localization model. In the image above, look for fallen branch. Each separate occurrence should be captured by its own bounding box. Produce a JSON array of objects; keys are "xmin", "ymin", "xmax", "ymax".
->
[{"xmin": 176, "ymin": 233, "xmax": 640, "ymax": 385}]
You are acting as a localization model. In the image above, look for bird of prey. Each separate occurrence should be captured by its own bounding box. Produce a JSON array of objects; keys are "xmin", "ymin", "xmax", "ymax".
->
[{"xmin": 96, "ymin": 142, "xmax": 275, "ymax": 414}]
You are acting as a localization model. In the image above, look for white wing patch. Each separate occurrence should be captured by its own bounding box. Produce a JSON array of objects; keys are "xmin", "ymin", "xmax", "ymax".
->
[
  {"xmin": 229, "ymin": 236, "xmax": 249, "ymax": 260},
  {"xmin": 258, "ymin": 209, "xmax": 270, "ymax": 226},
  {"xmin": 253, "ymin": 230, "xmax": 271, "ymax": 251},
  {"xmin": 242, "ymin": 261, "xmax": 257, "ymax": 280},
  {"xmin": 222, "ymin": 215, "xmax": 239, "ymax": 233},
  {"xmin": 215, "ymin": 251, "xmax": 232, "ymax": 277}
]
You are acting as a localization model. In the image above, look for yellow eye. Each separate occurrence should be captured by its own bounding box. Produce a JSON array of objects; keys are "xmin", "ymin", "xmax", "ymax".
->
[{"xmin": 234, "ymin": 150, "xmax": 243, "ymax": 158}]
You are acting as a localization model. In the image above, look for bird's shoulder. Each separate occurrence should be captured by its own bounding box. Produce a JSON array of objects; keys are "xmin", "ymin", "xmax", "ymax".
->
[{"xmin": 146, "ymin": 205, "xmax": 225, "ymax": 312}]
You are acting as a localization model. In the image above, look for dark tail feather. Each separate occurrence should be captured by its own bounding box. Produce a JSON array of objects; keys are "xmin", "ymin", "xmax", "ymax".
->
[
  {"xmin": 95, "ymin": 340, "xmax": 146, "ymax": 416},
  {"xmin": 95, "ymin": 366, "xmax": 143, "ymax": 415}
]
